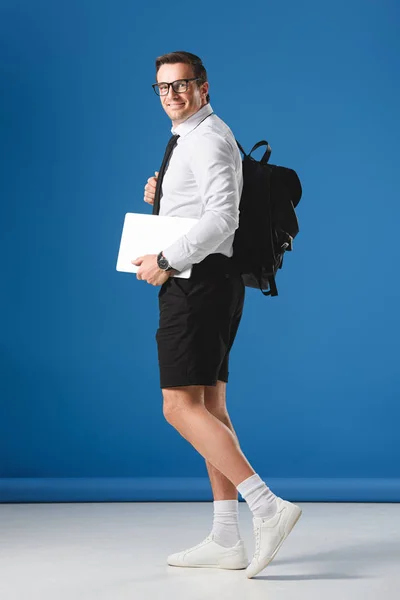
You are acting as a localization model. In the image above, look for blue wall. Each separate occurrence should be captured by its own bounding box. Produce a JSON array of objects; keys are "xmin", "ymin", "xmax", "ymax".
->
[{"xmin": 1, "ymin": 0, "xmax": 399, "ymax": 502}]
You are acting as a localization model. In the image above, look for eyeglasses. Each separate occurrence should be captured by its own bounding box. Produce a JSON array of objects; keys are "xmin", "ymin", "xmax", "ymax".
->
[{"xmin": 152, "ymin": 78, "xmax": 201, "ymax": 96}]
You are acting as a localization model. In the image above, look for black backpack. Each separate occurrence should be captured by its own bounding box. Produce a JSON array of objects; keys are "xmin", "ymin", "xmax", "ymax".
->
[{"xmin": 232, "ymin": 140, "xmax": 302, "ymax": 296}]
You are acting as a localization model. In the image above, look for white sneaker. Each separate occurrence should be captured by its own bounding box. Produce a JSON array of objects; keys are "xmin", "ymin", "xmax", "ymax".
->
[
  {"xmin": 167, "ymin": 534, "xmax": 249, "ymax": 570},
  {"xmin": 246, "ymin": 497, "xmax": 302, "ymax": 578}
]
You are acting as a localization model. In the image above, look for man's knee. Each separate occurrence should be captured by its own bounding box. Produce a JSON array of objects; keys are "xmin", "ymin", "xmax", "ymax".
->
[{"xmin": 162, "ymin": 385, "xmax": 204, "ymax": 423}]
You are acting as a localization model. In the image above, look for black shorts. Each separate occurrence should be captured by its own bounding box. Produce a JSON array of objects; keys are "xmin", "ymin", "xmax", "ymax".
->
[{"xmin": 155, "ymin": 253, "xmax": 245, "ymax": 389}]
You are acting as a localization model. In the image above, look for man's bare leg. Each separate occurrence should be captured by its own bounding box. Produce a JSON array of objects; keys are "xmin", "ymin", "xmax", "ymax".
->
[
  {"xmin": 163, "ymin": 382, "xmax": 302, "ymax": 577},
  {"xmin": 203, "ymin": 381, "xmax": 240, "ymax": 501},
  {"xmin": 162, "ymin": 384, "xmax": 255, "ymax": 487}
]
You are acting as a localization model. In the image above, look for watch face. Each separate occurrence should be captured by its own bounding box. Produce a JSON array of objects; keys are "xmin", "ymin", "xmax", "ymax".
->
[{"xmin": 158, "ymin": 254, "xmax": 169, "ymax": 270}]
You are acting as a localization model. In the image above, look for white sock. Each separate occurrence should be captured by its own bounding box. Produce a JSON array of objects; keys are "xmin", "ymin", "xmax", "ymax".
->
[
  {"xmin": 236, "ymin": 473, "xmax": 278, "ymax": 519},
  {"xmin": 211, "ymin": 499, "xmax": 241, "ymax": 547}
]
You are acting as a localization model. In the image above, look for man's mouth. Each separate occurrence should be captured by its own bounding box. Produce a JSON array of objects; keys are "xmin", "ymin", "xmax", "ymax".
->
[{"xmin": 168, "ymin": 103, "xmax": 184, "ymax": 108}]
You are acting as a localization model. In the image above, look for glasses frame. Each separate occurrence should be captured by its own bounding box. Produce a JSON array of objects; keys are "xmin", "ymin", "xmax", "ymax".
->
[{"xmin": 152, "ymin": 77, "xmax": 201, "ymax": 96}]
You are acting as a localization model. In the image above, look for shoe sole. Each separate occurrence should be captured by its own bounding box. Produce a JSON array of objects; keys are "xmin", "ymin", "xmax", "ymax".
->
[
  {"xmin": 246, "ymin": 504, "xmax": 302, "ymax": 578},
  {"xmin": 168, "ymin": 561, "xmax": 248, "ymax": 570},
  {"xmin": 168, "ymin": 551, "xmax": 248, "ymax": 570}
]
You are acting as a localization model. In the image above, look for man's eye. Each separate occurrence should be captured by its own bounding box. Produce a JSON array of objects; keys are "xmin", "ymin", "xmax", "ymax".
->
[
  {"xmin": 159, "ymin": 84, "xmax": 168, "ymax": 92},
  {"xmin": 175, "ymin": 81, "xmax": 187, "ymax": 90}
]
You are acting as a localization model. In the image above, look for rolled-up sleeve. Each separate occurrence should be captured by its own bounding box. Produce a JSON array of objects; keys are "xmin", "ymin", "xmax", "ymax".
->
[{"xmin": 162, "ymin": 132, "xmax": 240, "ymax": 272}]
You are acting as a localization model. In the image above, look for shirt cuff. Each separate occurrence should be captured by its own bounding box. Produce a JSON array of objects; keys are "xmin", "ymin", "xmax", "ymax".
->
[{"xmin": 162, "ymin": 244, "xmax": 191, "ymax": 273}]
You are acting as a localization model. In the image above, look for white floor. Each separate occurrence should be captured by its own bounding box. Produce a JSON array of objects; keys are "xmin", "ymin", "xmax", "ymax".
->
[{"xmin": 0, "ymin": 501, "xmax": 399, "ymax": 600}]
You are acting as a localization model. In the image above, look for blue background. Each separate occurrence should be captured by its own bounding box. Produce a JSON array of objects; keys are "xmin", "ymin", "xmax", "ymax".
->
[{"xmin": 1, "ymin": 0, "xmax": 399, "ymax": 502}]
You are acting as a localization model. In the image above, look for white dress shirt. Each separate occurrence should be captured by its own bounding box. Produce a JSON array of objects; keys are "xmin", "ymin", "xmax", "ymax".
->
[{"xmin": 160, "ymin": 103, "xmax": 243, "ymax": 273}]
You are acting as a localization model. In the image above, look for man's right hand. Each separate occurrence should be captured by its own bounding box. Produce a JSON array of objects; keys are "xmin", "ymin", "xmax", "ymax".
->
[{"xmin": 144, "ymin": 171, "xmax": 159, "ymax": 206}]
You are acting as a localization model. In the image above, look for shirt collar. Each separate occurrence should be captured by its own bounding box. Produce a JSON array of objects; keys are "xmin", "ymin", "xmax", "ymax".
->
[{"xmin": 171, "ymin": 103, "xmax": 214, "ymax": 138}]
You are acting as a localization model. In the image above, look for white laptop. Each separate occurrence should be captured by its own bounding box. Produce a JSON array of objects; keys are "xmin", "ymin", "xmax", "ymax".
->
[{"xmin": 116, "ymin": 213, "xmax": 199, "ymax": 279}]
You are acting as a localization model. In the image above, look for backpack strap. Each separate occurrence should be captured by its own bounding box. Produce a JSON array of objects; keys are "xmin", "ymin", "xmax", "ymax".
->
[
  {"xmin": 260, "ymin": 286, "xmax": 272, "ymax": 297},
  {"xmin": 235, "ymin": 140, "xmax": 247, "ymax": 157},
  {"xmin": 248, "ymin": 141, "xmax": 272, "ymax": 164},
  {"xmin": 268, "ymin": 276, "xmax": 278, "ymax": 296},
  {"xmin": 257, "ymin": 274, "xmax": 278, "ymax": 297}
]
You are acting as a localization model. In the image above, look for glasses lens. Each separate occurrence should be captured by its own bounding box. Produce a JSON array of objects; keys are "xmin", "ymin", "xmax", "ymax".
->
[
  {"xmin": 172, "ymin": 80, "xmax": 189, "ymax": 93},
  {"xmin": 157, "ymin": 83, "xmax": 169, "ymax": 95}
]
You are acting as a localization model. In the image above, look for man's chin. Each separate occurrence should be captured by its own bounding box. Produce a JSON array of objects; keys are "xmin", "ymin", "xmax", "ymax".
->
[{"xmin": 168, "ymin": 109, "xmax": 190, "ymax": 123}]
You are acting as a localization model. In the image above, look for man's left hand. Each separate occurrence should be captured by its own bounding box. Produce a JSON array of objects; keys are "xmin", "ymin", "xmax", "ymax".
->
[{"xmin": 131, "ymin": 254, "xmax": 172, "ymax": 286}]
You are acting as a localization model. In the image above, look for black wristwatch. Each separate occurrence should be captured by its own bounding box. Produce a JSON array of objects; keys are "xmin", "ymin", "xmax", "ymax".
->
[{"xmin": 157, "ymin": 251, "xmax": 174, "ymax": 271}]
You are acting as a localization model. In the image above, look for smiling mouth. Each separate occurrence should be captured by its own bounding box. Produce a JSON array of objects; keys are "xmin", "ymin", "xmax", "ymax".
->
[{"xmin": 169, "ymin": 103, "xmax": 184, "ymax": 108}]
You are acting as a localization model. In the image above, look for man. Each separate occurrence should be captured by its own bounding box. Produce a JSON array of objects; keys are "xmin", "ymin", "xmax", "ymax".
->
[{"xmin": 132, "ymin": 51, "xmax": 301, "ymax": 578}]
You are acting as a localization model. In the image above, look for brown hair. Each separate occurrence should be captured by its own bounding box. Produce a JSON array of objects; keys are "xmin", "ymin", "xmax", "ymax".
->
[{"xmin": 155, "ymin": 50, "xmax": 210, "ymax": 104}]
